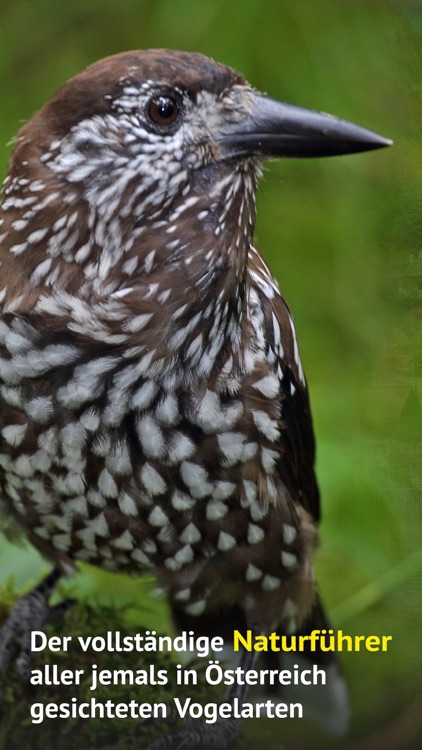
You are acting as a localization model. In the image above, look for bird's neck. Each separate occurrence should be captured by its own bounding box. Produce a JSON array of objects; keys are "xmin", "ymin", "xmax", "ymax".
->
[
  {"xmin": 0, "ymin": 159, "xmax": 259, "ymax": 382},
  {"xmin": 112, "ymin": 163, "xmax": 260, "ymax": 381}
]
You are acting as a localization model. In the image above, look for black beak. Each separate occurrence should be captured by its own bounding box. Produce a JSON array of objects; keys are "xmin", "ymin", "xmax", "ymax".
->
[{"xmin": 219, "ymin": 93, "xmax": 392, "ymax": 159}]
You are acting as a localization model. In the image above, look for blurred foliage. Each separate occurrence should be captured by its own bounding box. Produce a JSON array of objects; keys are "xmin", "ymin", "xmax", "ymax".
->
[{"xmin": 0, "ymin": 1, "xmax": 421, "ymax": 749}]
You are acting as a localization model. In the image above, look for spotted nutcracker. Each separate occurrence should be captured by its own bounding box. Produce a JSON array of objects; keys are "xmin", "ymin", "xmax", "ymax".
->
[{"xmin": 0, "ymin": 50, "xmax": 390, "ymax": 747}]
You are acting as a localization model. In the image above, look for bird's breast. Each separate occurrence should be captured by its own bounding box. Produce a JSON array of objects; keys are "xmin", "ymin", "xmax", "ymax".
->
[{"xmin": 0, "ymin": 315, "xmax": 316, "ymax": 629}]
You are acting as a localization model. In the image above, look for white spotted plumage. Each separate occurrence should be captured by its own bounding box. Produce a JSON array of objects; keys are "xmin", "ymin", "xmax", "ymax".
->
[{"xmin": 0, "ymin": 50, "xmax": 320, "ymax": 639}]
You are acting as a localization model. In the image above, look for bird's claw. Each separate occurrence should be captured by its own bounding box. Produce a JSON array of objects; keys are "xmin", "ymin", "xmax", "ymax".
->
[{"xmin": 0, "ymin": 568, "xmax": 72, "ymax": 700}]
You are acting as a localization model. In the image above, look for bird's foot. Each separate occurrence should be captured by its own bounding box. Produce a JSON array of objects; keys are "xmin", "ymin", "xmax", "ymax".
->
[
  {"xmin": 0, "ymin": 568, "xmax": 73, "ymax": 700},
  {"xmin": 143, "ymin": 714, "xmax": 240, "ymax": 750}
]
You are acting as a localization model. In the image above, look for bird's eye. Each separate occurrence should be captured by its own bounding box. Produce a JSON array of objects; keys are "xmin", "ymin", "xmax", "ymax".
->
[{"xmin": 147, "ymin": 96, "xmax": 181, "ymax": 127}]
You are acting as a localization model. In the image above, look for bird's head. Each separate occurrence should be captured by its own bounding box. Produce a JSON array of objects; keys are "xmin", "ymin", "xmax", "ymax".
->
[
  {"xmin": 28, "ymin": 51, "xmax": 257, "ymax": 214},
  {"xmin": 18, "ymin": 48, "xmax": 389, "ymax": 209},
  {"xmin": 0, "ymin": 49, "xmax": 390, "ymax": 312}
]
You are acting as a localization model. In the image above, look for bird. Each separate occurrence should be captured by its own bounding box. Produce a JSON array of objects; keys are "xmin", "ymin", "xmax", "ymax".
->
[{"xmin": 0, "ymin": 50, "xmax": 390, "ymax": 747}]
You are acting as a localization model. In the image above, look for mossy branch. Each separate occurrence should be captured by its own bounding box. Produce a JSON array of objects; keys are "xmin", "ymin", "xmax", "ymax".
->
[{"xmin": 0, "ymin": 584, "xmax": 219, "ymax": 750}]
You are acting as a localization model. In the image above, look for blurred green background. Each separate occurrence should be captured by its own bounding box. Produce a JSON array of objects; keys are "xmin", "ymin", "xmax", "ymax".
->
[{"xmin": 0, "ymin": 1, "xmax": 421, "ymax": 748}]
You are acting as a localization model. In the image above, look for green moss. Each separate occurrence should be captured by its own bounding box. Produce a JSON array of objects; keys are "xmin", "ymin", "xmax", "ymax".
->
[{"xmin": 0, "ymin": 587, "xmax": 220, "ymax": 750}]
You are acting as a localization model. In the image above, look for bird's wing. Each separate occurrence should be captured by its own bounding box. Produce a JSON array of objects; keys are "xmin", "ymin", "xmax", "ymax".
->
[{"xmin": 248, "ymin": 248, "xmax": 320, "ymax": 522}]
